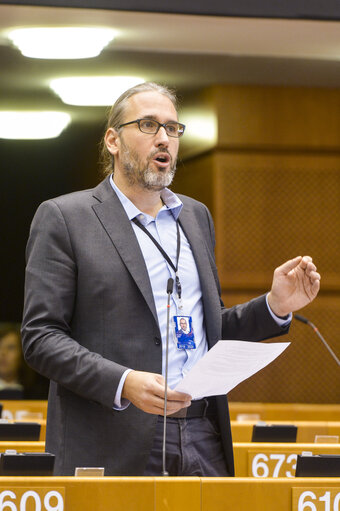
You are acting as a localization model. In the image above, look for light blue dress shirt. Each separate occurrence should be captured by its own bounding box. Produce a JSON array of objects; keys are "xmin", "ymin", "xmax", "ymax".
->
[{"xmin": 109, "ymin": 175, "xmax": 291, "ymax": 408}]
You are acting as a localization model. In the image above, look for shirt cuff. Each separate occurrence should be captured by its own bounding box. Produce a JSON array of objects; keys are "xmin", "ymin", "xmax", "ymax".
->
[
  {"xmin": 113, "ymin": 369, "xmax": 133, "ymax": 410},
  {"xmin": 265, "ymin": 293, "xmax": 292, "ymax": 327}
]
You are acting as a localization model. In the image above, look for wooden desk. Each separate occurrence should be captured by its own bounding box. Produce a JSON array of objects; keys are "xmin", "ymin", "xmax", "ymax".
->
[
  {"xmin": 2, "ymin": 401, "xmax": 339, "ymax": 421},
  {"xmin": 2, "ymin": 400, "xmax": 338, "ymax": 423},
  {"xmin": 0, "ymin": 477, "xmax": 199, "ymax": 511},
  {"xmin": 2, "ymin": 441, "xmax": 338, "ymax": 479},
  {"xmin": 0, "ymin": 477, "xmax": 338, "ymax": 511},
  {"xmin": 202, "ymin": 478, "xmax": 340, "ymax": 511},
  {"xmin": 234, "ymin": 442, "xmax": 340, "ymax": 477},
  {"xmin": 1, "ymin": 401, "xmax": 47, "ymax": 420},
  {"xmin": 231, "ymin": 420, "xmax": 340, "ymax": 443},
  {"xmin": 0, "ymin": 441, "xmax": 45, "ymax": 453},
  {"xmin": 229, "ymin": 402, "xmax": 340, "ymax": 421}
]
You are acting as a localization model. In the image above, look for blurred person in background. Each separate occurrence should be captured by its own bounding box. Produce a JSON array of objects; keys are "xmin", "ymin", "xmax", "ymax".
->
[{"xmin": 0, "ymin": 324, "xmax": 48, "ymax": 399}]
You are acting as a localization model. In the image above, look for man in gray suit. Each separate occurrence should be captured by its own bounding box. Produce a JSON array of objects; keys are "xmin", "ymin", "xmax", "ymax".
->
[{"xmin": 21, "ymin": 82, "xmax": 320, "ymax": 476}]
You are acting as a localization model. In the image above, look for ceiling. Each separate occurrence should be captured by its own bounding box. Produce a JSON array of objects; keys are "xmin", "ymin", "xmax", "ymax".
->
[{"xmin": 0, "ymin": 3, "xmax": 340, "ymax": 126}]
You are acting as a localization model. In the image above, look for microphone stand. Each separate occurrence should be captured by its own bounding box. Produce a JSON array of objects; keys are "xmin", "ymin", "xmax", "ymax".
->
[
  {"xmin": 162, "ymin": 278, "xmax": 174, "ymax": 476},
  {"xmin": 294, "ymin": 314, "xmax": 340, "ymax": 366}
]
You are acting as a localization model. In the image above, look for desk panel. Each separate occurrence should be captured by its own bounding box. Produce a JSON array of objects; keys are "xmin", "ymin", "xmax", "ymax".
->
[
  {"xmin": 202, "ymin": 478, "xmax": 340, "ymax": 511},
  {"xmin": 2, "ymin": 401, "xmax": 339, "ymax": 422},
  {"xmin": 231, "ymin": 420, "xmax": 340, "ymax": 443},
  {"xmin": 229, "ymin": 402, "xmax": 340, "ymax": 421},
  {"xmin": 0, "ymin": 477, "xmax": 200, "ymax": 511},
  {"xmin": 1, "ymin": 401, "xmax": 47, "ymax": 420},
  {"xmin": 0, "ymin": 477, "xmax": 338, "ymax": 511},
  {"xmin": 0, "ymin": 441, "xmax": 45, "ymax": 453},
  {"xmin": 234, "ymin": 442, "xmax": 340, "ymax": 477}
]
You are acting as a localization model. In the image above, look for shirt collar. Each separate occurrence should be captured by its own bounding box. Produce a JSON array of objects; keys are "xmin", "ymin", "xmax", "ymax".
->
[{"xmin": 109, "ymin": 174, "xmax": 182, "ymax": 223}]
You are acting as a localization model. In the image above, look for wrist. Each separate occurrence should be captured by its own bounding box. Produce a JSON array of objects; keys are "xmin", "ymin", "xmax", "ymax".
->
[
  {"xmin": 121, "ymin": 370, "xmax": 135, "ymax": 401},
  {"xmin": 267, "ymin": 292, "xmax": 290, "ymax": 318}
]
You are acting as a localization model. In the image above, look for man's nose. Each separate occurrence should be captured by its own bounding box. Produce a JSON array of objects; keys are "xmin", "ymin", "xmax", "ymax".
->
[{"xmin": 155, "ymin": 126, "xmax": 169, "ymax": 146}]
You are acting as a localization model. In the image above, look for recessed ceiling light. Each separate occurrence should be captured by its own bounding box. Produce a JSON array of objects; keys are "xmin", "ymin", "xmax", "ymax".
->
[
  {"xmin": 49, "ymin": 76, "xmax": 145, "ymax": 106},
  {"xmin": 7, "ymin": 27, "xmax": 116, "ymax": 59},
  {"xmin": 0, "ymin": 111, "xmax": 71, "ymax": 139}
]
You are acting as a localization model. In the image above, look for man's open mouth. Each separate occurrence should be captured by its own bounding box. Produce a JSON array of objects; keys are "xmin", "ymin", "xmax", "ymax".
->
[{"xmin": 153, "ymin": 153, "xmax": 170, "ymax": 167}]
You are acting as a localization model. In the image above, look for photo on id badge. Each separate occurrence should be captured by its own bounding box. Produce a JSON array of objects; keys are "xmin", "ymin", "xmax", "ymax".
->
[{"xmin": 173, "ymin": 315, "xmax": 196, "ymax": 350}]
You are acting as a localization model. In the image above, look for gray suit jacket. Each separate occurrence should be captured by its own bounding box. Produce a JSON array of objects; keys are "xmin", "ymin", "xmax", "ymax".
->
[{"xmin": 22, "ymin": 176, "xmax": 288, "ymax": 475}]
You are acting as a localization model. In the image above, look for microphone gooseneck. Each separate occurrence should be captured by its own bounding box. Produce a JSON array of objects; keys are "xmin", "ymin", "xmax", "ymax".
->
[
  {"xmin": 162, "ymin": 278, "xmax": 174, "ymax": 476},
  {"xmin": 294, "ymin": 314, "xmax": 340, "ymax": 366},
  {"xmin": 294, "ymin": 313, "xmax": 309, "ymax": 325}
]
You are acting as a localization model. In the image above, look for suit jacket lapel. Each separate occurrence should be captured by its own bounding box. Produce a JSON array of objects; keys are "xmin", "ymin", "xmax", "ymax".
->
[
  {"xmin": 178, "ymin": 203, "xmax": 222, "ymax": 348},
  {"xmin": 90, "ymin": 179, "xmax": 221, "ymax": 343},
  {"xmin": 91, "ymin": 179, "xmax": 159, "ymax": 327}
]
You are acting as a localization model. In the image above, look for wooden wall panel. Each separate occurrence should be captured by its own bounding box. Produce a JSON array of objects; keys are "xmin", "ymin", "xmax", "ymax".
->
[
  {"xmin": 174, "ymin": 84, "xmax": 340, "ymax": 403},
  {"xmin": 214, "ymin": 152, "xmax": 340, "ymax": 291},
  {"xmin": 213, "ymin": 85, "xmax": 340, "ymax": 149},
  {"xmin": 174, "ymin": 152, "xmax": 216, "ymax": 214},
  {"xmin": 223, "ymin": 292, "xmax": 339, "ymax": 403}
]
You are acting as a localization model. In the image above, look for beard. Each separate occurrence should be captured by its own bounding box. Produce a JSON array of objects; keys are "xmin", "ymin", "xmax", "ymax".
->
[{"xmin": 119, "ymin": 138, "xmax": 177, "ymax": 191}]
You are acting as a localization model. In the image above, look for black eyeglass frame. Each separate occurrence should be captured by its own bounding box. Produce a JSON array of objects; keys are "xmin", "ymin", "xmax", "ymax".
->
[{"xmin": 118, "ymin": 118, "xmax": 186, "ymax": 138}]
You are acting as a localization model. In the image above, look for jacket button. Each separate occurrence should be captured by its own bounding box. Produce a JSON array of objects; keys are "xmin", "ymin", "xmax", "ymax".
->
[{"xmin": 154, "ymin": 337, "xmax": 161, "ymax": 345}]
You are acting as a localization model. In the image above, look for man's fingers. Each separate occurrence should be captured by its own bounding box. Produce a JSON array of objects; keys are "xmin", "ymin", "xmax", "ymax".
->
[
  {"xmin": 299, "ymin": 255, "xmax": 313, "ymax": 269},
  {"xmin": 277, "ymin": 256, "xmax": 318, "ymax": 276},
  {"xmin": 311, "ymin": 278, "xmax": 321, "ymax": 295},
  {"xmin": 145, "ymin": 380, "xmax": 191, "ymax": 415},
  {"xmin": 276, "ymin": 256, "xmax": 302, "ymax": 275},
  {"xmin": 166, "ymin": 388, "xmax": 192, "ymax": 402},
  {"xmin": 123, "ymin": 371, "xmax": 192, "ymax": 415},
  {"xmin": 308, "ymin": 270, "xmax": 321, "ymax": 281},
  {"xmin": 305, "ymin": 261, "xmax": 318, "ymax": 275},
  {"xmin": 153, "ymin": 376, "xmax": 191, "ymax": 402}
]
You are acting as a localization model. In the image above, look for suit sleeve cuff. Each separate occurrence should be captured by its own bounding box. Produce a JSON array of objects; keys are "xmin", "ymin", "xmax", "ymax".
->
[
  {"xmin": 265, "ymin": 293, "xmax": 292, "ymax": 327},
  {"xmin": 113, "ymin": 369, "xmax": 133, "ymax": 410}
]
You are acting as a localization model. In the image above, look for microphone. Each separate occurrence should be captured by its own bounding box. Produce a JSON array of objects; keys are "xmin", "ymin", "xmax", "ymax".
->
[
  {"xmin": 294, "ymin": 314, "xmax": 340, "ymax": 366},
  {"xmin": 167, "ymin": 278, "xmax": 174, "ymax": 295},
  {"xmin": 162, "ymin": 277, "xmax": 174, "ymax": 477}
]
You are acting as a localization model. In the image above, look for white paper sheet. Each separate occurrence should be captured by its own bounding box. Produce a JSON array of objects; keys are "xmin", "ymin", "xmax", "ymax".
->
[{"xmin": 174, "ymin": 340, "xmax": 290, "ymax": 399}]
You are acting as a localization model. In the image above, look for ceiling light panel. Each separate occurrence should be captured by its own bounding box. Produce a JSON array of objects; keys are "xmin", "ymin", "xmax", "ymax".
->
[
  {"xmin": 49, "ymin": 76, "xmax": 145, "ymax": 106},
  {"xmin": 0, "ymin": 111, "xmax": 71, "ymax": 139},
  {"xmin": 7, "ymin": 27, "xmax": 116, "ymax": 59}
]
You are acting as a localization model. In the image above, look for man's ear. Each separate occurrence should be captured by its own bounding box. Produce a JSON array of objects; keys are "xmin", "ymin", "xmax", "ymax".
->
[{"xmin": 104, "ymin": 127, "xmax": 120, "ymax": 156}]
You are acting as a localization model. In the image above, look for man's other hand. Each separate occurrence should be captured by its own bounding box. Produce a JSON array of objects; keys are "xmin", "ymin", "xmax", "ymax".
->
[
  {"xmin": 267, "ymin": 255, "xmax": 321, "ymax": 317},
  {"xmin": 122, "ymin": 370, "xmax": 192, "ymax": 415}
]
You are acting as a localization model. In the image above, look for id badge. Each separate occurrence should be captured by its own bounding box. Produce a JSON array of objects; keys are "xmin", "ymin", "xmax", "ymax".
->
[{"xmin": 173, "ymin": 315, "xmax": 196, "ymax": 350}]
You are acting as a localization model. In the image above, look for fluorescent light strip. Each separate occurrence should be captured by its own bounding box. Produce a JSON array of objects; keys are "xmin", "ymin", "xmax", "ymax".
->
[
  {"xmin": 8, "ymin": 27, "xmax": 116, "ymax": 59},
  {"xmin": 0, "ymin": 111, "xmax": 71, "ymax": 140},
  {"xmin": 50, "ymin": 76, "xmax": 145, "ymax": 106}
]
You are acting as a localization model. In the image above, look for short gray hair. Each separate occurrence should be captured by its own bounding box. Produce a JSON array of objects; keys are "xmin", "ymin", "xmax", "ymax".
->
[{"xmin": 100, "ymin": 82, "xmax": 178, "ymax": 176}]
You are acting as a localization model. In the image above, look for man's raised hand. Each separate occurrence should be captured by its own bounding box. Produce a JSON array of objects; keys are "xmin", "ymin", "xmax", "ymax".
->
[{"xmin": 267, "ymin": 256, "xmax": 321, "ymax": 318}]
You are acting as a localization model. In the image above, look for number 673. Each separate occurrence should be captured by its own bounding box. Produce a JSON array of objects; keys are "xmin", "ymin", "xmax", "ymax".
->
[{"xmin": 251, "ymin": 453, "xmax": 297, "ymax": 477}]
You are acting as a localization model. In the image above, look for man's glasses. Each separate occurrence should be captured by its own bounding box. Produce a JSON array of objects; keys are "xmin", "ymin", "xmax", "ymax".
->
[{"xmin": 118, "ymin": 118, "xmax": 186, "ymax": 138}]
